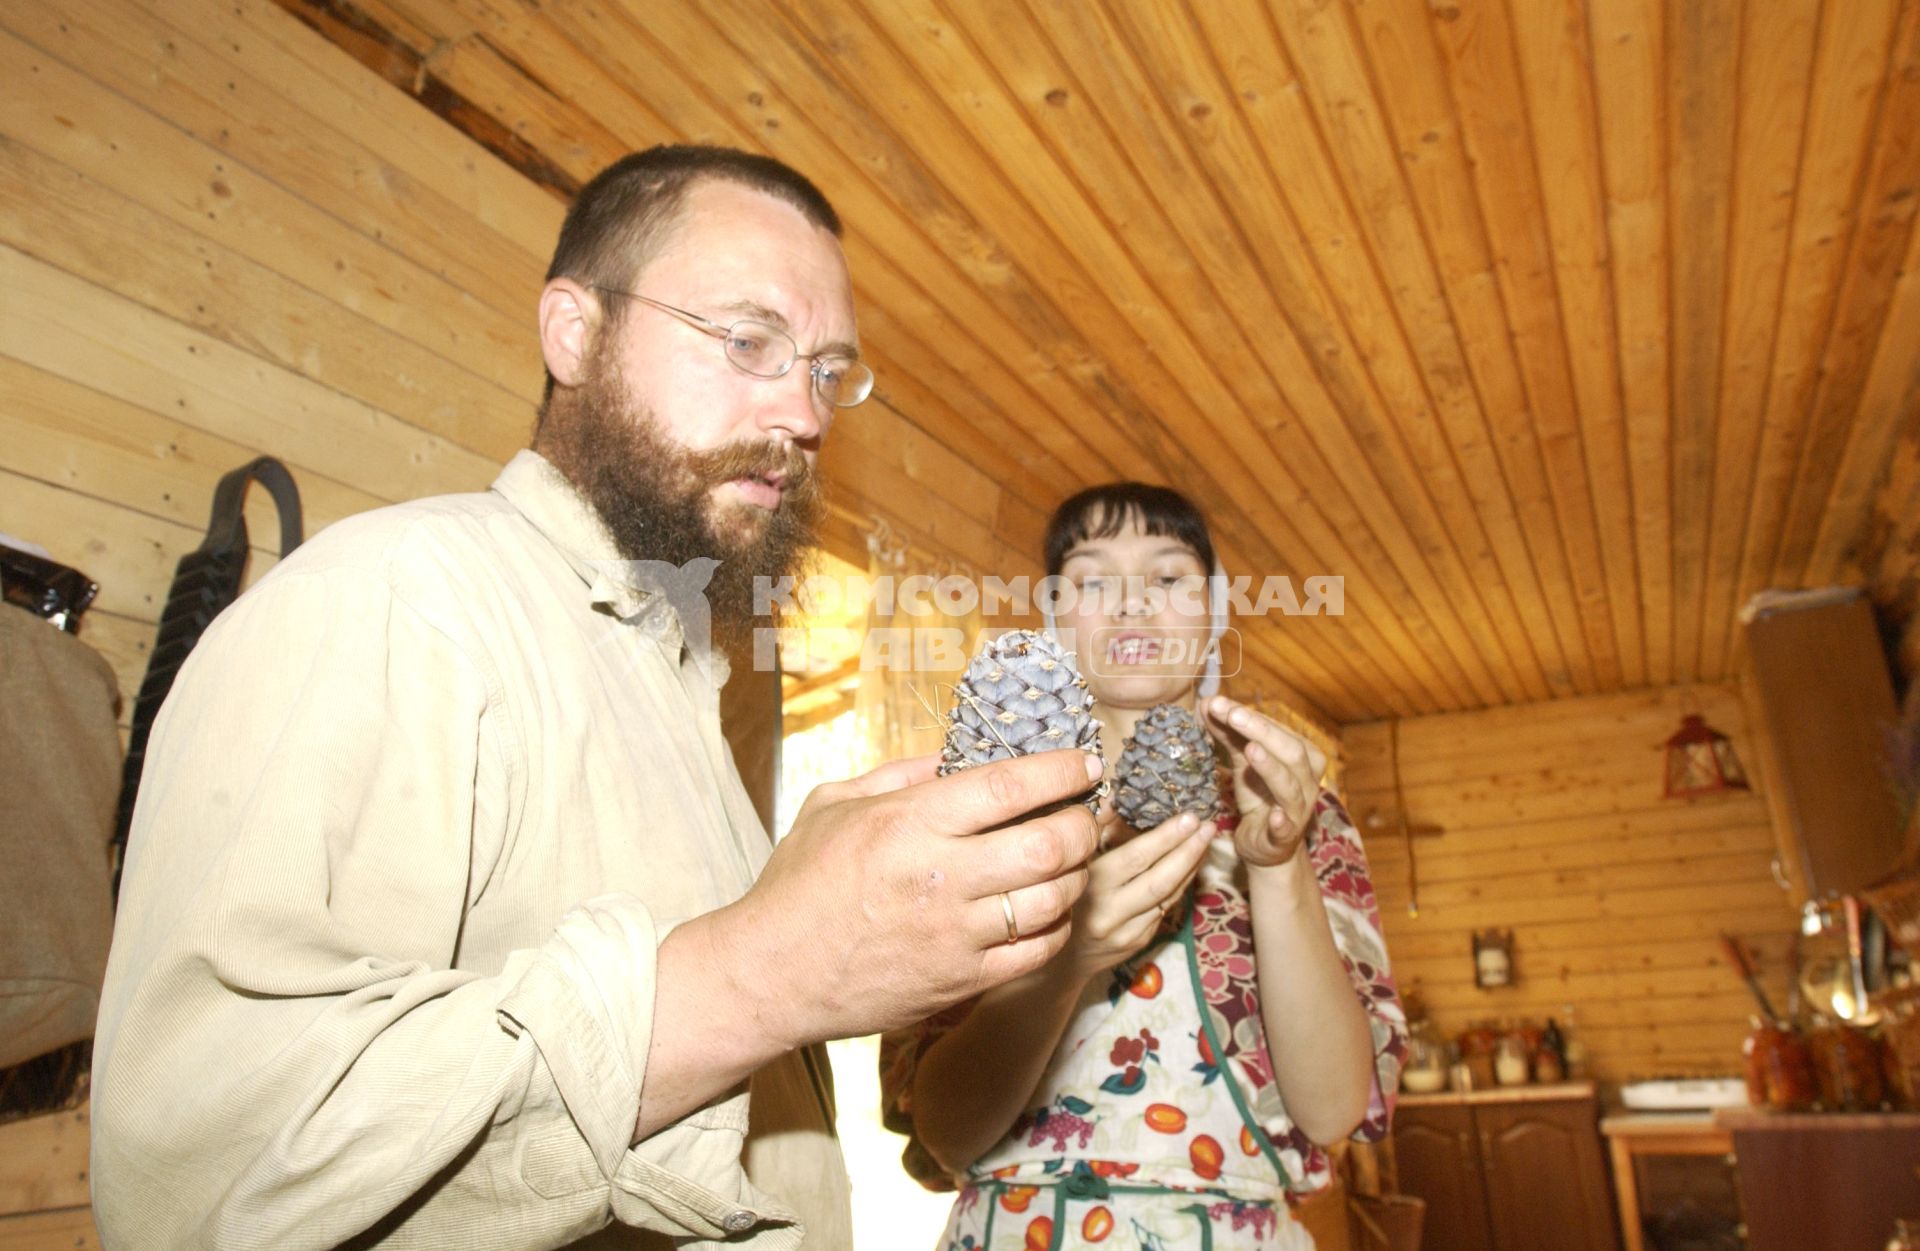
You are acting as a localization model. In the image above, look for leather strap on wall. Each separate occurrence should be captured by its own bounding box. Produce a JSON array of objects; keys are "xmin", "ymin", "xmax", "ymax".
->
[{"xmin": 111, "ymin": 457, "xmax": 303, "ymax": 896}]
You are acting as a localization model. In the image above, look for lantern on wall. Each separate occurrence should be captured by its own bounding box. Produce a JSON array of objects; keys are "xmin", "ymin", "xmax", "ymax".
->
[{"xmin": 1663, "ymin": 714, "xmax": 1749, "ymax": 798}]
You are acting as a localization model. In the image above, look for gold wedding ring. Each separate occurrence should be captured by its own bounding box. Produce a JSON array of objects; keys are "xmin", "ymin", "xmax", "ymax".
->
[{"xmin": 1001, "ymin": 891, "xmax": 1020, "ymax": 945}]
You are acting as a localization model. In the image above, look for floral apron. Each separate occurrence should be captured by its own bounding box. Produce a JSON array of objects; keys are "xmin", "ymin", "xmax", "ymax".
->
[{"xmin": 937, "ymin": 892, "xmax": 1314, "ymax": 1251}]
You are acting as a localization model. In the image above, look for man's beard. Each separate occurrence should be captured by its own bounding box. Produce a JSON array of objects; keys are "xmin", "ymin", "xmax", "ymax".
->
[{"xmin": 538, "ymin": 346, "xmax": 823, "ymax": 646}]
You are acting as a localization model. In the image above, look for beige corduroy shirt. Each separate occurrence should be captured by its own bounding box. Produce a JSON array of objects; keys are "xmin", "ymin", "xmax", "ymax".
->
[{"xmin": 92, "ymin": 450, "xmax": 850, "ymax": 1250}]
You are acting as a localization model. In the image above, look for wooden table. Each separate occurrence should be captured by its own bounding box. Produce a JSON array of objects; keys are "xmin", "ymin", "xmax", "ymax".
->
[{"xmin": 1598, "ymin": 1112, "xmax": 1735, "ymax": 1251}]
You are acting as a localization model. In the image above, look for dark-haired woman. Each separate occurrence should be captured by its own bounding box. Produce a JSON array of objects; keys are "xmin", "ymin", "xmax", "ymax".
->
[{"xmin": 881, "ymin": 484, "xmax": 1407, "ymax": 1250}]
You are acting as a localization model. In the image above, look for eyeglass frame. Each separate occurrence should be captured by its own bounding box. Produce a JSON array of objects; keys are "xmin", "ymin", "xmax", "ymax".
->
[{"xmin": 588, "ymin": 286, "xmax": 874, "ymax": 410}]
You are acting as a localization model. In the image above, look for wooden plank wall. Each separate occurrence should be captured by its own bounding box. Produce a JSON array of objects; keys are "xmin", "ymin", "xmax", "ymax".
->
[{"xmin": 1342, "ymin": 683, "xmax": 1800, "ymax": 1083}]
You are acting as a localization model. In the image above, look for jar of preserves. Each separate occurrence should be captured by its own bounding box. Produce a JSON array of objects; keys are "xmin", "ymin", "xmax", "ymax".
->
[
  {"xmin": 1742, "ymin": 1019, "xmax": 1816, "ymax": 1110},
  {"xmin": 1810, "ymin": 1022, "xmax": 1886, "ymax": 1111}
]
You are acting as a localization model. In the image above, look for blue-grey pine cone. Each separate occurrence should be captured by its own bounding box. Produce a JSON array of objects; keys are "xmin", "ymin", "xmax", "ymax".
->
[
  {"xmin": 1114, "ymin": 702, "xmax": 1220, "ymax": 828},
  {"xmin": 938, "ymin": 630, "xmax": 1105, "ymax": 812}
]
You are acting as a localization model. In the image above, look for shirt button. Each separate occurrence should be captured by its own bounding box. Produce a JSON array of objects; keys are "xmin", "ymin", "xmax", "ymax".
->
[{"xmin": 722, "ymin": 1210, "xmax": 754, "ymax": 1234}]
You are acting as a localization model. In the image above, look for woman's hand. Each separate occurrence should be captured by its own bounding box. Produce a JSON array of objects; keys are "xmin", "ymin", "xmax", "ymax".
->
[
  {"xmin": 1059, "ymin": 804, "xmax": 1213, "ymax": 984},
  {"xmin": 1203, "ymin": 695, "xmax": 1330, "ymax": 869}
]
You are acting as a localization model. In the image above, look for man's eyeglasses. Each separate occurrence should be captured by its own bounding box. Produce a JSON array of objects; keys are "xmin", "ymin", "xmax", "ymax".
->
[{"xmin": 591, "ymin": 287, "xmax": 875, "ymax": 410}]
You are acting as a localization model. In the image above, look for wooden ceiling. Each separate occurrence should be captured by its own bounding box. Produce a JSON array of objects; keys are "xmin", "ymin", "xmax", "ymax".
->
[{"xmin": 283, "ymin": 0, "xmax": 1920, "ymax": 726}]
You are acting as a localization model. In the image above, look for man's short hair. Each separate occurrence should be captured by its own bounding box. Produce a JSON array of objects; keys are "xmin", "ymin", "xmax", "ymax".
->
[{"xmin": 536, "ymin": 145, "xmax": 843, "ymax": 415}]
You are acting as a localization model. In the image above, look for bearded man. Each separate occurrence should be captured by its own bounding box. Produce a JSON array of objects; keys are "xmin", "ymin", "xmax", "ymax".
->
[{"xmin": 91, "ymin": 146, "xmax": 1100, "ymax": 1250}]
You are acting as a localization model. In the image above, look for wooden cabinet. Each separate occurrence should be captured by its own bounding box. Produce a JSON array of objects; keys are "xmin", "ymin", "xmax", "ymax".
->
[
  {"xmin": 1394, "ymin": 1090, "xmax": 1620, "ymax": 1251},
  {"xmin": 1742, "ymin": 592, "xmax": 1906, "ymax": 904},
  {"xmin": 1724, "ymin": 1110, "xmax": 1920, "ymax": 1251}
]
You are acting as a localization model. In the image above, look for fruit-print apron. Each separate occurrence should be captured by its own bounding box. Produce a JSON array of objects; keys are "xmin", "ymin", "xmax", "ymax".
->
[
  {"xmin": 932, "ymin": 892, "xmax": 1313, "ymax": 1251},
  {"xmin": 882, "ymin": 791, "xmax": 1407, "ymax": 1251}
]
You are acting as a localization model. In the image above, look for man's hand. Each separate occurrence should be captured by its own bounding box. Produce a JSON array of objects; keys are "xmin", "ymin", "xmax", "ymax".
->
[
  {"xmin": 713, "ymin": 748, "xmax": 1104, "ymax": 1050},
  {"xmin": 1202, "ymin": 695, "xmax": 1328, "ymax": 868}
]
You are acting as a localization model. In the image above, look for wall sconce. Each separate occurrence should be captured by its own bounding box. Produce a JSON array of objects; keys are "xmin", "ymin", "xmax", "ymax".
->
[
  {"xmin": 1473, "ymin": 928, "xmax": 1515, "ymax": 989},
  {"xmin": 1664, "ymin": 714, "xmax": 1750, "ymax": 799}
]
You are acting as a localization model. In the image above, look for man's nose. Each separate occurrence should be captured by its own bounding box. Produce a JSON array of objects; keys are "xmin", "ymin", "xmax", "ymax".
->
[{"xmin": 758, "ymin": 366, "xmax": 826, "ymax": 445}]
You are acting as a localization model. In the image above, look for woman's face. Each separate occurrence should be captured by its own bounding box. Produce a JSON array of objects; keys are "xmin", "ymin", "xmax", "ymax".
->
[{"xmin": 1055, "ymin": 519, "xmax": 1213, "ymax": 710}]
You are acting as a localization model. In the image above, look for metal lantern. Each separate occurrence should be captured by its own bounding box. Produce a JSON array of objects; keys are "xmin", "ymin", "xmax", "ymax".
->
[{"xmin": 1664, "ymin": 714, "xmax": 1749, "ymax": 798}]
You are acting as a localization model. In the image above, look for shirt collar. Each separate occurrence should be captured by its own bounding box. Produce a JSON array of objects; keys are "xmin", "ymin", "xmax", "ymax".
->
[{"xmin": 492, "ymin": 450, "xmax": 731, "ymax": 687}]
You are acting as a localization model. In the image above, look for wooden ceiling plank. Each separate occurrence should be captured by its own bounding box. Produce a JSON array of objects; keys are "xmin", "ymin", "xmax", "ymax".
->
[
  {"xmin": 1247, "ymin": 0, "xmax": 1568, "ymax": 705},
  {"xmin": 854, "ymin": 338, "xmax": 1071, "ymax": 510},
  {"xmin": 595, "ymin": 0, "xmax": 1397, "ymax": 713},
  {"xmin": 680, "ymin": 0, "xmax": 1445, "ymax": 715},
  {"xmin": 361, "ymin": 0, "xmax": 486, "ymax": 46},
  {"xmin": 1177, "ymin": 0, "xmax": 1543, "ymax": 707},
  {"xmin": 1587, "ymin": 0, "xmax": 1674, "ymax": 688},
  {"xmin": 1696, "ymin": 0, "xmax": 1823, "ymax": 679},
  {"xmin": 1349, "ymin": 0, "xmax": 1590, "ymax": 699},
  {"xmin": 1804, "ymin": 190, "xmax": 1920, "ymax": 585},
  {"xmin": 1084, "ymin": 0, "xmax": 1514, "ymax": 709},
  {"xmin": 1426, "ymin": 0, "xmax": 1625, "ymax": 692},
  {"xmin": 295, "ymin": 0, "xmax": 445, "ymax": 59},
  {"xmin": 424, "ymin": 29, "xmax": 633, "ymax": 182},
  {"xmin": 846, "ymin": 0, "xmax": 1470, "ymax": 711},
  {"xmin": 1505, "ymin": 0, "xmax": 1647, "ymax": 690},
  {"xmin": 1775, "ymin": 0, "xmax": 1920, "ymax": 588},
  {"xmin": 1661, "ymin": 0, "xmax": 1741, "ymax": 683},
  {"xmin": 1730, "ymin": 0, "xmax": 1901, "ymax": 628},
  {"xmin": 0, "ymin": 30, "xmax": 540, "ymax": 444},
  {"xmin": 956, "ymin": 0, "xmax": 1477, "ymax": 713},
  {"xmin": 236, "ymin": 0, "xmax": 564, "ymax": 251},
  {"xmin": 4, "ymin": 0, "xmax": 546, "ymax": 329}
]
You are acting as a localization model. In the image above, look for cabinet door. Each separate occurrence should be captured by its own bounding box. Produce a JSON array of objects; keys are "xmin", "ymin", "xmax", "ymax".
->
[
  {"xmin": 1474, "ymin": 1098, "xmax": 1619, "ymax": 1251},
  {"xmin": 1391, "ymin": 1103, "xmax": 1491, "ymax": 1251},
  {"xmin": 1744, "ymin": 595, "xmax": 1904, "ymax": 900},
  {"xmin": 1733, "ymin": 1124, "xmax": 1920, "ymax": 1251}
]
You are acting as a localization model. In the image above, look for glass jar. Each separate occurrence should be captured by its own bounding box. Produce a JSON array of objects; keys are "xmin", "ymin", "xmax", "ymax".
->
[
  {"xmin": 1743, "ymin": 1020, "xmax": 1816, "ymax": 1110},
  {"xmin": 1810, "ymin": 1022, "xmax": 1887, "ymax": 1111},
  {"xmin": 1494, "ymin": 1035, "xmax": 1531, "ymax": 1086},
  {"xmin": 1401, "ymin": 1035, "xmax": 1449, "ymax": 1094}
]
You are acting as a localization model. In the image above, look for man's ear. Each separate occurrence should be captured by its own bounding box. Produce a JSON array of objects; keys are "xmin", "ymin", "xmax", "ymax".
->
[{"xmin": 538, "ymin": 279, "xmax": 597, "ymax": 388}]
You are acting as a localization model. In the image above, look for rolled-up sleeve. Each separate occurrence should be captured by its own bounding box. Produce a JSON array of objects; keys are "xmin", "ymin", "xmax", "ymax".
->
[{"xmin": 91, "ymin": 560, "xmax": 795, "ymax": 1249}]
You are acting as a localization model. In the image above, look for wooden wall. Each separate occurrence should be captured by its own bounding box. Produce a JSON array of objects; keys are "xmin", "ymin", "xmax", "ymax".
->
[
  {"xmin": 0, "ymin": 0, "xmax": 551, "ymax": 716},
  {"xmin": 1343, "ymin": 683, "xmax": 1800, "ymax": 1083}
]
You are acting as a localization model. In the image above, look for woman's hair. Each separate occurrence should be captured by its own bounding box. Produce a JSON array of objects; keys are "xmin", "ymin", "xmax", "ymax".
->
[{"xmin": 1043, "ymin": 482, "xmax": 1216, "ymax": 576}]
